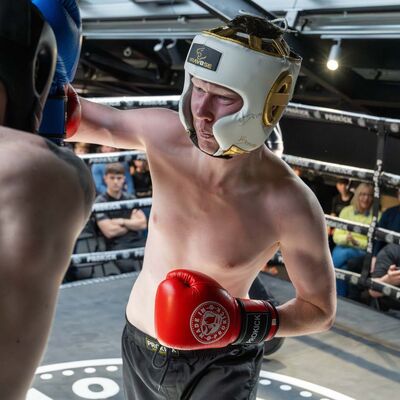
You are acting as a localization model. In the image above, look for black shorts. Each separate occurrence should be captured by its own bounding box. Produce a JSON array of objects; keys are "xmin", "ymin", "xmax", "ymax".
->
[{"xmin": 122, "ymin": 318, "xmax": 264, "ymax": 400}]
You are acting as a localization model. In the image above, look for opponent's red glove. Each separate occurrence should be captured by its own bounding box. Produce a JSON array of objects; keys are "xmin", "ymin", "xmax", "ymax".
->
[
  {"xmin": 66, "ymin": 84, "xmax": 81, "ymax": 138},
  {"xmin": 155, "ymin": 269, "xmax": 279, "ymax": 350}
]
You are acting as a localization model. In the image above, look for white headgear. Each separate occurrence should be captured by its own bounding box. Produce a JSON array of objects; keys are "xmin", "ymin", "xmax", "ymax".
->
[{"xmin": 179, "ymin": 16, "xmax": 302, "ymax": 157}]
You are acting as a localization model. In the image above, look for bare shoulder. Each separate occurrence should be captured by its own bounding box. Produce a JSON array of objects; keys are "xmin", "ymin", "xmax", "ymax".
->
[
  {"xmin": 263, "ymin": 158, "xmax": 321, "ymax": 220},
  {"xmin": 0, "ymin": 128, "xmax": 95, "ymax": 225}
]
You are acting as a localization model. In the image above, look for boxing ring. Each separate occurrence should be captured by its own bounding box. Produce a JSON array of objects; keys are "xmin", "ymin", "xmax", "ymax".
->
[
  {"xmin": 28, "ymin": 274, "xmax": 399, "ymax": 400},
  {"xmin": 29, "ymin": 100, "xmax": 400, "ymax": 399}
]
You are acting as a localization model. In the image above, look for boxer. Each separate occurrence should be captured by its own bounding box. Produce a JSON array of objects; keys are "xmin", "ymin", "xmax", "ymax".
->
[
  {"xmin": 70, "ymin": 15, "xmax": 336, "ymax": 399},
  {"xmin": 0, "ymin": 1, "xmax": 94, "ymax": 398}
]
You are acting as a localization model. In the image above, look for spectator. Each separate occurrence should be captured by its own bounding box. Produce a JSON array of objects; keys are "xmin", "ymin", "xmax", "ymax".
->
[
  {"xmin": 91, "ymin": 145, "xmax": 134, "ymax": 194},
  {"xmin": 369, "ymin": 244, "xmax": 400, "ymax": 311},
  {"xmin": 332, "ymin": 182, "xmax": 377, "ymax": 297},
  {"xmin": 330, "ymin": 178, "xmax": 353, "ymax": 217},
  {"xmin": 95, "ymin": 163, "xmax": 147, "ymax": 272},
  {"xmin": 130, "ymin": 158, "xmax": 152, "ymax": 198},
  {"xmin": 372, "ymin": 188, "xmax": 400, "ymax": 261},
  {"xmin": 328, "ymin": 178, "xmax": 353, "ymax": 251}
]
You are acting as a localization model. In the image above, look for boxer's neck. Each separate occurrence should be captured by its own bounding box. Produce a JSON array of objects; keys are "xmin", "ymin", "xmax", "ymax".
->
[{"xmin": 195, "ymin": 145, "xmax": 268, "ymax": 190}]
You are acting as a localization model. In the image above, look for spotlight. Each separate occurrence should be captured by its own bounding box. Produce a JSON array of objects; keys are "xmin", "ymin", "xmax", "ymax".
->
[{"xmin": 327, "ymin": 40, "xmax": 341, "ymax": 71}]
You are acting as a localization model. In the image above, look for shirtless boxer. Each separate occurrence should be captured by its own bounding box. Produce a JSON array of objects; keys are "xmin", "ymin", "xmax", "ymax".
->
[
  {"xmin": 69, "ymin": 15, "xmax": 336, "ymax": 399},
  {"xmin": 0, "ymin": 1, "xmax": 94, "ymax": 399}
]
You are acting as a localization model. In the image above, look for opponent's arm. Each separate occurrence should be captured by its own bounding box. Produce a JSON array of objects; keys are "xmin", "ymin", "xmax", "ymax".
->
[{"xmin": 276, "ymin": 181, "xmax": 336, "ymax": 336}]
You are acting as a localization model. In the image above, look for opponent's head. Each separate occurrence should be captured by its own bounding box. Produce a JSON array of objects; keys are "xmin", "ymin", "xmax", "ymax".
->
[
  {"xmin": 0, "ymin": 0, "xmax": 56, "ymax": 132},
  {"xmin": 179, "ymin": 15, "xmax": 302, "ymax": 158}
]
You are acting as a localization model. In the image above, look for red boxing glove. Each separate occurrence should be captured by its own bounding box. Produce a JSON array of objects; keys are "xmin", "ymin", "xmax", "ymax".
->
[
  {"xmin": 66, "ymin": 84, "xmax": 81, "ymax": 138},
  {"xmin": 155, "ymin": 269, "xmax": 279, "ymax": 350}
]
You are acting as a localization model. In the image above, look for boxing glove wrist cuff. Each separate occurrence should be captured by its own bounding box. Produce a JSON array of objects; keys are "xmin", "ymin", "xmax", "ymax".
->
[
  {"xmin": 38, "ymin": 93, "xmax": 67, "ymax": 145},
  {"xmin": 233, "ymin": 299, "xmax": 279, "ymax": 345}
]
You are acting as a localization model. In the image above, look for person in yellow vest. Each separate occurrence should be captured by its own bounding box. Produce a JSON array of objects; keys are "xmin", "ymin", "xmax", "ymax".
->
[{"xmin": 332, "ymin": 182, "xmax": 379, "ymax": 296}]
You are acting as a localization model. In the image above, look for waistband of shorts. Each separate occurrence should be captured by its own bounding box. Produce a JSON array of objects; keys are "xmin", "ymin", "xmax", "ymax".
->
[{"xmin": 124, "ymin": 316, "xmax": 247, "ymax": 359}]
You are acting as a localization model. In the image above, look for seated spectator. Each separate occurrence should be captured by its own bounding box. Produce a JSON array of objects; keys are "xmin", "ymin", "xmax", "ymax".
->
[
  {"xmin": 130, "ymin": 158, "xmax": 152, "ymax": 198},
  {"xmin": 91, "ymin": 145, "xmax": 134, "ymax": 195},
  {"xmin": 372, "ymin": 188, "xmax": 400, "ymax": 266},
  {"xmin": 95, "ymin": 163, "xmax": 147, "ymax": 273},
  {"xmin": 330, "ymin": 178, "xmax": 353, "ymax": 217},
  {"xmin": 369, "ymin": 243, "xmax": 400, "ymax": 311},
  {"xmin": 328, "ymin": 178, "xmax": 353, "ymax": 251},
  {"xmin": 332, "ymin": 182, "xmax": 377, "ymax": 297}
]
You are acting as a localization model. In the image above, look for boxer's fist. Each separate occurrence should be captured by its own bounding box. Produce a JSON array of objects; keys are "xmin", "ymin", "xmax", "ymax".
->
[
  {"xmin": 66, "ymin": 85, "xmax": 81, "ymax": 138},
  {"xmin": 155, "ymin": 269, "xmax": 279, "ymax": 350}
]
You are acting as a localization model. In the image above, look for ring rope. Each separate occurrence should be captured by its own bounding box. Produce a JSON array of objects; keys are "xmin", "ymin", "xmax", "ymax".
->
[
  {"xmin": 90, "ymin": 195, "xmax": 400, "ymax": 247},
  {"xmin": 78, "ymin": 150, "xmax": 400, "ymax": 190},
  {"xmin": 69, "ymin": 245, "xmax": 400, "ymax": 302},
  {"xmin": 283, "ymin": 154, "xmax": 400, "ymax": 190},
  {"xmin": 71, "ymin": 247, "xmax": 145, "ymax": 265},
  {"xmin": 86, "ymin": 95, "xmax": 400, "ymax": 137},
  {"xmin": 326, "ymin": 216, "xmax": 400, "ymax": 246},
  {"xmin": 93, "ymin": 197, "xmax": 152, "ymax": 213},
  {"xmin": 80, "ymin": 150, "xmax": 145, "ymax": 164},
  {"xmin": 334, "ymin": 269, "xmax": 400, "ymax": 303}
]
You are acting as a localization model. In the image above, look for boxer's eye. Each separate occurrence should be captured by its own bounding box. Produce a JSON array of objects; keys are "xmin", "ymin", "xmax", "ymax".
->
[{"xmin": 194, "ymin": 86, "xmax": 205, "ymax": 93}]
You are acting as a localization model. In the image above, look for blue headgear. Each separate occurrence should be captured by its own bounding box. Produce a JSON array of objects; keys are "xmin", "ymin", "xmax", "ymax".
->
[{"xmin": 0, "ymin": 0, "xmax": 57, "ymax": 132}]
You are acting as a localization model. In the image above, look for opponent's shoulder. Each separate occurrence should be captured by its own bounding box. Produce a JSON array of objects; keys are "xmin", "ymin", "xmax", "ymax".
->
[{"xmin": 0, "ymin": 130, "xmax": 94, "ymax": 219}]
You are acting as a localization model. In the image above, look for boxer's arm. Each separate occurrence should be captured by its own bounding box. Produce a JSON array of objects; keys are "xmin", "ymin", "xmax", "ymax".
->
[
  {"xmin": 275, "ymin": 181, "xmax": 336, "ymax": 337},
  {"xmin": 0, "ymin": 139, "xmax": 95, "ymax": 400},
  {"xmin": 68, "ymin": 98, "xmax": 182, "ymax": 151}
]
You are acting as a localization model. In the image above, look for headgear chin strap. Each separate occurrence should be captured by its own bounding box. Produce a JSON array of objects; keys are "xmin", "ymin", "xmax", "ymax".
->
[
  {"xmin": 0, "ymin": 0, "xmax": 57, "ymax": 133},
  {"xmin": 179, "ymin": 15, "xmax": 302, "ymax": 158}
]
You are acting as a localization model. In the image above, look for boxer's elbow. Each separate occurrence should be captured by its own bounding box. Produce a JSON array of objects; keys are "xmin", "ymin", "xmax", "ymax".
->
[{"xmin": 317, "ymin": 301, "xmax": 336, "ymax": 332}]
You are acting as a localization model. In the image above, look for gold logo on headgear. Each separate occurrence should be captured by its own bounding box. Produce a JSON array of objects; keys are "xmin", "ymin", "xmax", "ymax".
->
[
  {"xmin": 189, "ymin": 47, "xmax": 213, "ymax": 70},
  {"xmin": 263, "ymin": 72, "xmax": 293, "ymax": 127},
  {"xmin": 196, "ymin": 47, "xmax": 207, "ymax": 60}
]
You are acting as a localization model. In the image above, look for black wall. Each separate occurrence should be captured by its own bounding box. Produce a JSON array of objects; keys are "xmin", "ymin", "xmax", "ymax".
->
[{"xmin": 281, "ymin": 118, "xmax": 400, "ymax": 175}]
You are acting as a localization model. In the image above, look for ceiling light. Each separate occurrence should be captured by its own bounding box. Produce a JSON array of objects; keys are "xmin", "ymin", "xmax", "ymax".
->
[{"xmin": 327, "ymin": 40, "xmax": 341, "ymax": 71}]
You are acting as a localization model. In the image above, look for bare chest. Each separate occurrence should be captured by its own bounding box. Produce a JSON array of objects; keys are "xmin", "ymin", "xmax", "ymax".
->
[{"xmin": 148, "ymin": 185, "xmax": 278, "ymax": 269}]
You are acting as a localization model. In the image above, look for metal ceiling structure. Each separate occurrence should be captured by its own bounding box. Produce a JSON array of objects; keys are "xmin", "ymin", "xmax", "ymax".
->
[{"xmin": 76, "ymin": 0, "xmax": 400, "ymax": 118}]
